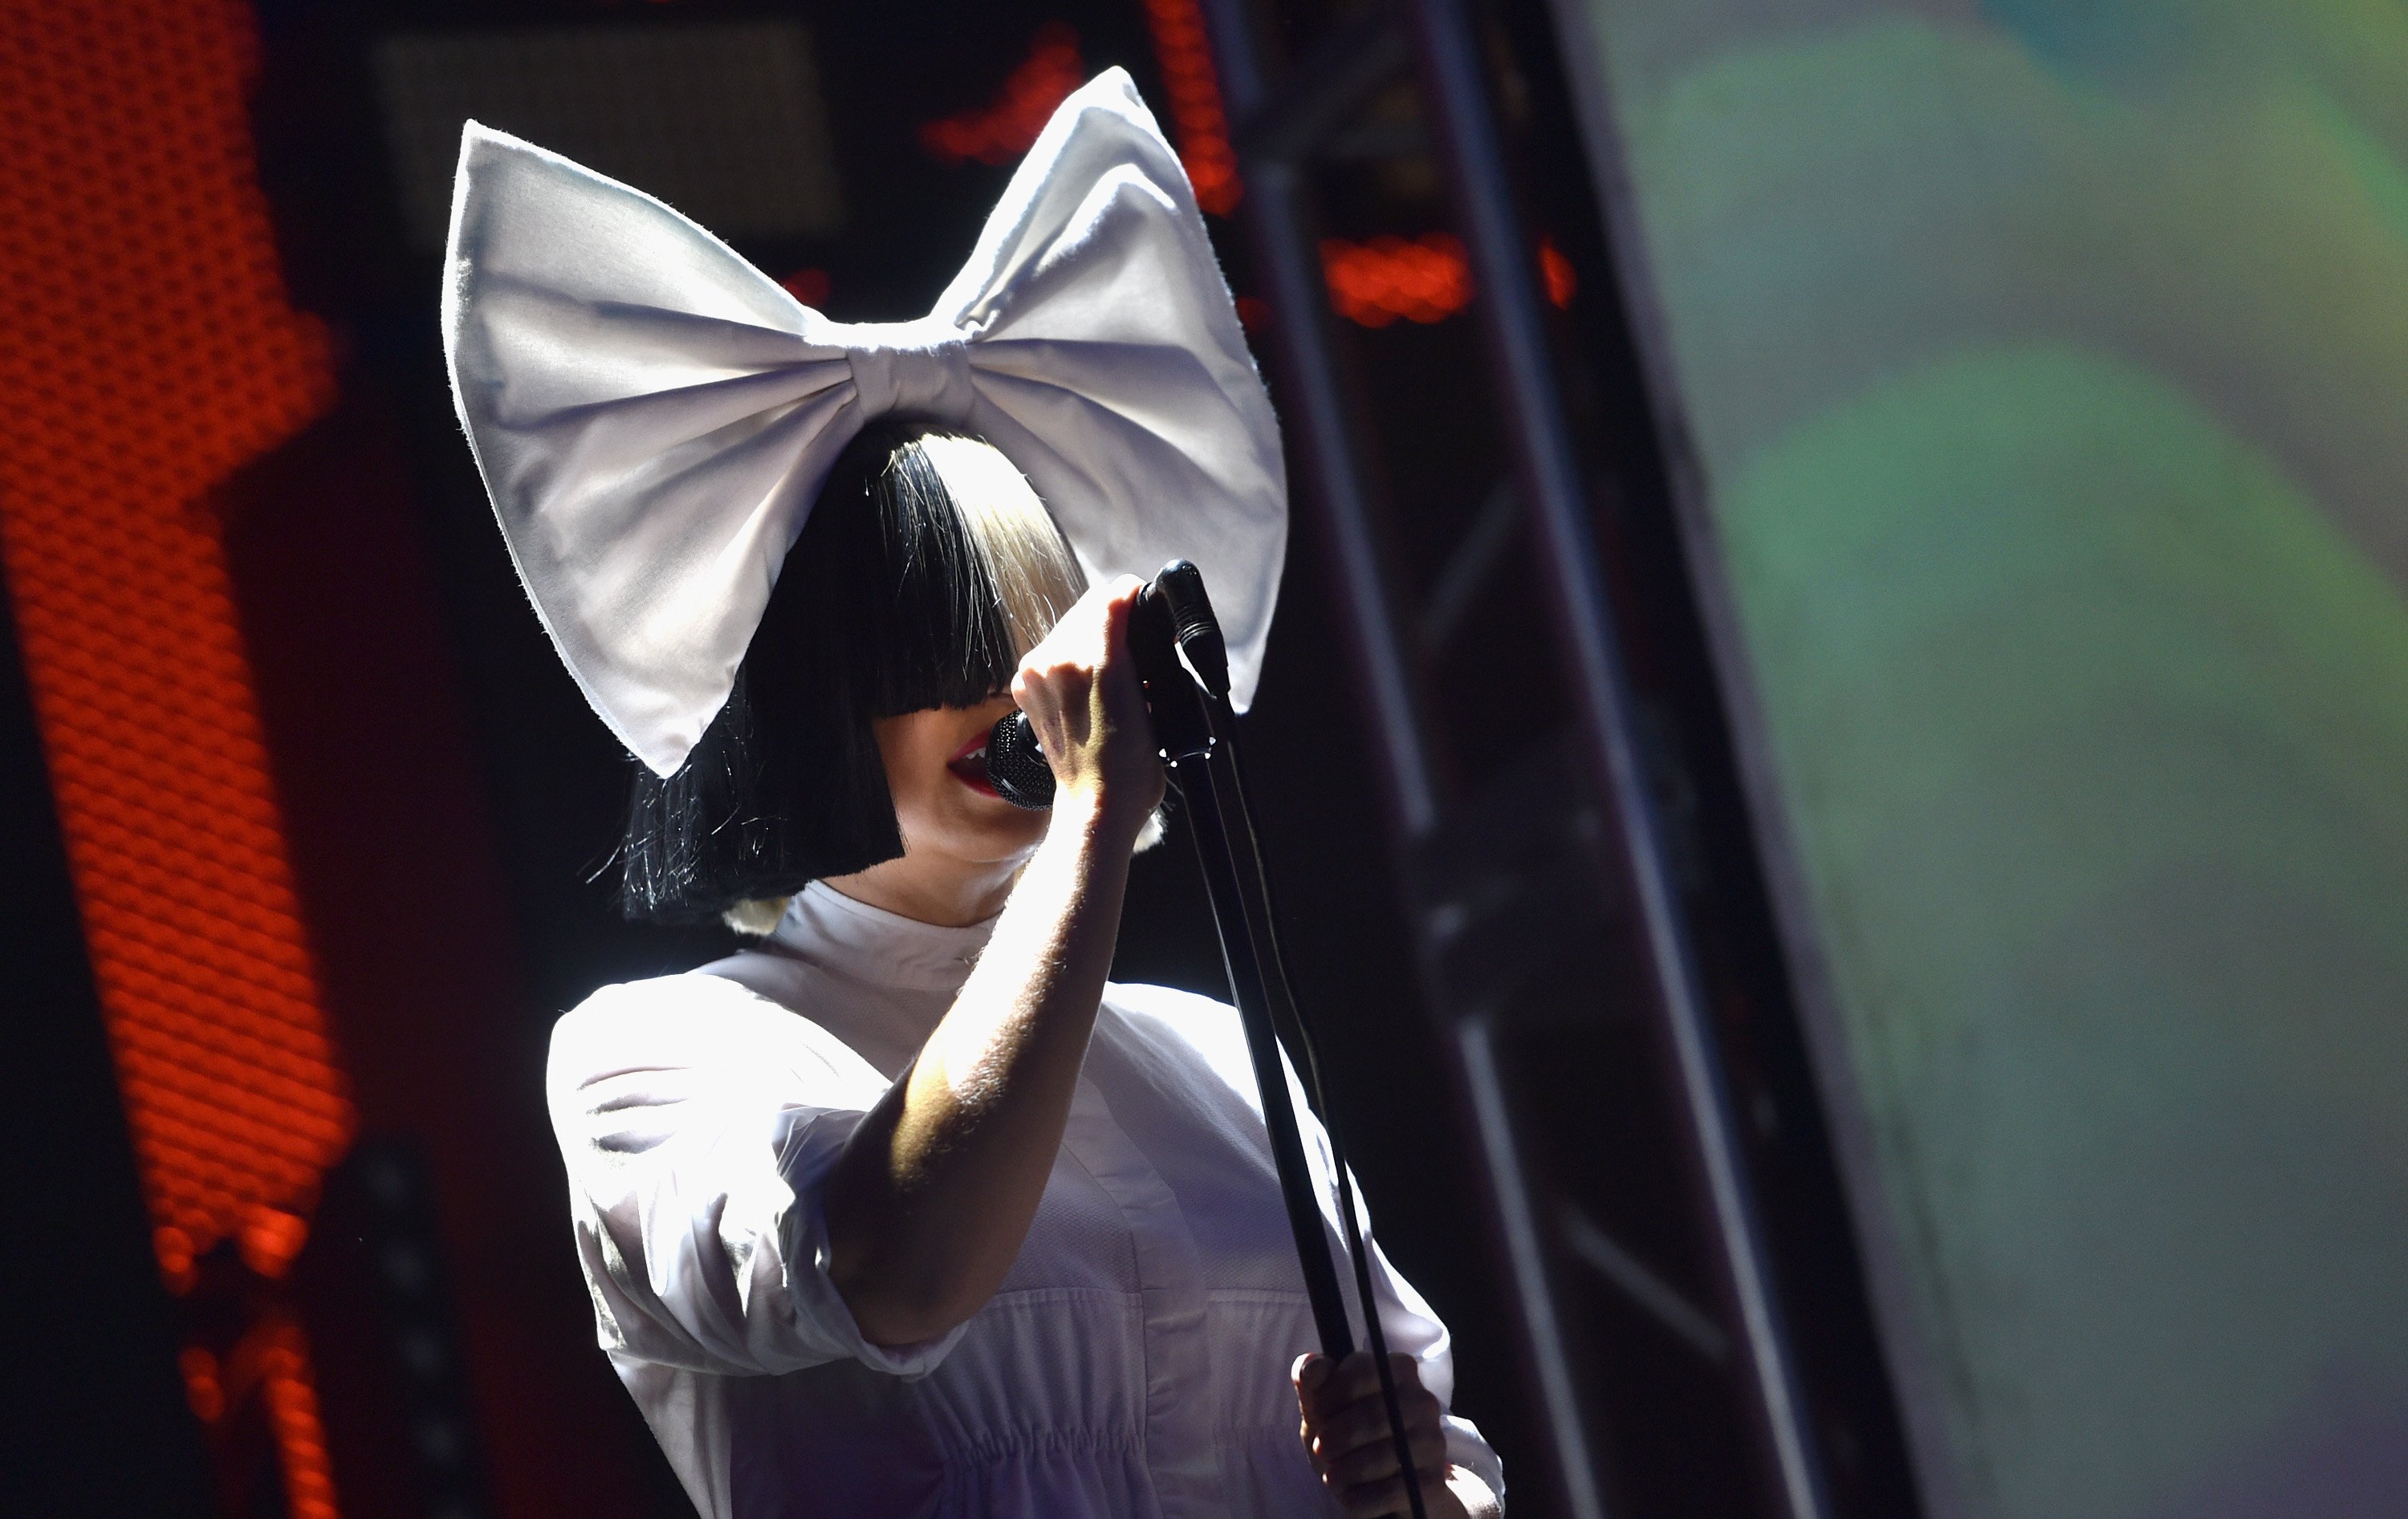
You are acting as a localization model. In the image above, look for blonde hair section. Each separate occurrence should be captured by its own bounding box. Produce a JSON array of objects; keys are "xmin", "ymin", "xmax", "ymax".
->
[
  {"xmin": 722, "ymin": 896, "xmax": 791, "ymax": 936},
  {"xmin": 925, "ymin": 438, "xmax": 1171, "ymax": 853},
  {"xmin": 723, "ymin": 435, "xmax": 1141, "ymax": 936},
  {"xmin": 917, "ymin": 433, "xmax": 1088, "ymax": 657}
]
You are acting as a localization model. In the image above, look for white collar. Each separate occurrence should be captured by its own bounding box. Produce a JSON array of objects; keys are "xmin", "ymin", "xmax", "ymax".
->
[{"xmin": 766, "ymin": 881, "xmax": 997, "ymax": 997}]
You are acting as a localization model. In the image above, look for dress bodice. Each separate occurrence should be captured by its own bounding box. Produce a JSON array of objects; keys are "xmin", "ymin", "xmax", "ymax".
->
[{"xmin": 547, "ymin": 882, "xmax": 1501, "ymax": 1518}]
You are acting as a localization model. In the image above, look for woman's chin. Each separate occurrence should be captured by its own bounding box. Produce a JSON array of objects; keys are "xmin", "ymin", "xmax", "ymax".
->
[{"xmin": 927, "ymin": 802, "xmax": 1048, "ymax": 865}]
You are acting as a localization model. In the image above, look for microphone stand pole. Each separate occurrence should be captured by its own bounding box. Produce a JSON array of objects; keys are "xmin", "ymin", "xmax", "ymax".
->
[{"xmin": 1134, "ymin": 566, "xmax": 1430, "ymax": 1519}]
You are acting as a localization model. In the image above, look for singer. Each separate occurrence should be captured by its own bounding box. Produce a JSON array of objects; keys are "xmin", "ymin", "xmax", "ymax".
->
[{"xmin": 444, "ymin": 71, "xmax": 1501, "ymax": 1519}]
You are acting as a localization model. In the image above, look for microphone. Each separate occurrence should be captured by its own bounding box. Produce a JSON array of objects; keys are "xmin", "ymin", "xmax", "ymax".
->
[
  {"xmin": 1150, "ymin": 559, "xmax": 1229, "ymax": 700},
  {"xmin": 986, "ymin": 708, "xmax": 1056, "ymax": 810},
  {"xmin": 984, "ymin": 559, "xmax": 1226, "ymax": 810}
]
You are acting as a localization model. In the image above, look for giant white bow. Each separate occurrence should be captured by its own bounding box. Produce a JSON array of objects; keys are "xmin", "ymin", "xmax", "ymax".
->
[{"xmin": 443, "ymin": 68, "xmax": 1287, "ymax": 777}]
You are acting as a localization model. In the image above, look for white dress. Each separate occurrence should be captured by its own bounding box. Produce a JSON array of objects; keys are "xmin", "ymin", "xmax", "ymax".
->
[{"xmin": 548, "ymin": 881, "xmax": 1505, "ymax": 1518}]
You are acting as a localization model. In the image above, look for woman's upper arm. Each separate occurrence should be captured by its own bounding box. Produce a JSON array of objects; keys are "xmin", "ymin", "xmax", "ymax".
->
[{"xmin": 547, "ymin": 974, "xmax": 968, "ymax": 1379}]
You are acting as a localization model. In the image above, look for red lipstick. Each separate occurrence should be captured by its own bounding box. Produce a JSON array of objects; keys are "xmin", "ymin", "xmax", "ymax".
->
[{"xmin": 947, "ymin": 727, "xmax": 1003, "ymax": 798}]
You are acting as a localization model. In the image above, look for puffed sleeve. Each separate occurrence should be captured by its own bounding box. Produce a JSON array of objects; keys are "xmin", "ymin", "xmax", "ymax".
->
[
  {"xmin": 1292, "ymin": 1056, "xmax": 1508, "ymax": 1509},
  {"xmin": 546, "ymin": 972, "xmax": 967, "ymax": 1379}
]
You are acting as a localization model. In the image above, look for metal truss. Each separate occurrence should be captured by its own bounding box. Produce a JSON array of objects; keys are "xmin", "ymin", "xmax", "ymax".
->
[{"xmin": 1194, "ymin": 2, "xmax": 1840, "ymax": 1514}]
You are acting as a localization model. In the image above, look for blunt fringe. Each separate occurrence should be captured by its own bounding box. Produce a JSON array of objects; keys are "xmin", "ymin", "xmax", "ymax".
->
[{"xmin": 620, "ymin": 424, "xmax": 1085, "ymax": 923}]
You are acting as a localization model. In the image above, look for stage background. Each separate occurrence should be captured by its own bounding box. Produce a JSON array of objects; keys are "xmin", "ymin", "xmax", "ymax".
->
[{"xmin": 1548, "ymin": 2, "xmax": 2408, "ymax": 1515}]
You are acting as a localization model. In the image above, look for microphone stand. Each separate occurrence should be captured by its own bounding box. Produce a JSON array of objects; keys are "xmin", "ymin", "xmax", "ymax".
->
[{"xmin": 992, "ymin": 562, "xmax": 1429, "ymax": 1519}]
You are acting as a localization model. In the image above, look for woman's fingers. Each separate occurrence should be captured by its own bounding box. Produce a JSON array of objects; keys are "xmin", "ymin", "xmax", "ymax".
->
[
  {"xmin": 1011, "ymin": 575, "xmax": 1160, "ymax": 816},
  {"xmin": 1333, "ymin": 1464, "xmax": 1451, "ymax": 1519},
  {"xmin": 1300, "ymin": 1352, "xmax": 1431, "ymax": 1423},
  {"xmin": 1295, "ymin": 1350, "xmax": 1448, "ymax": 1505},
  {"xmin": 1313, "ymin": 1386, "xmax": 1442, "ymax": 1464},
  {"xmin": 1318, "ymin": 1423, "xmax": 1447, "ymax": 1486},
  {"xmin": 1013, "ymin": 580, "xmax": 1129, "ymax": 725},
  {"xmin": 1299, "ymin": 1350, "xmax": 1412, "ymax": 1406}
]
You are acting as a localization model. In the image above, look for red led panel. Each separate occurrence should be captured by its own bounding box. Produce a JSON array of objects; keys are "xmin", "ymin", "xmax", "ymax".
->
[
  {"xmin": 920, "ymin": 14, "xmax": 1238, "ymax": 216},
  {"xmin": 1322, "ymin": 233, "xmax": 1578, "ymax": 327},
  {"xmin": 1139, "ymin": 0, "xmax": 1241, "ymax": 213},
  {"xmin": 1132, "ymin": 0, "xmax": 1580, "ymax": 325},
  {"xmin": 257, "ymin": 1318, "xmax": 342, "ymax": 1519},
  {"xmin": 921, "ymin": 22, "xmax": 1087, "ymax": 167},
  {"xmin": 0, "ymin": 0, "xmax": 349, "ymax": 1506},
  {"xmin": 178, "ymin": 1317, "xmax": 340, "ymax": 1519},
  {"xmin": 1540, "ymin": 238, "xmax": 1579, "ymax": 307},
  {"xmin": 1323, "ymin": 232, "xmax": 1475, "ymax": 327}
]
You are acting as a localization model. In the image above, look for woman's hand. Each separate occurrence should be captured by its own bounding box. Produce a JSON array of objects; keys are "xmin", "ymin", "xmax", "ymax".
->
[
  {"xmin": 1296, "ymin": 1352, "xmax": 1498, "ymax": 1519},
  {"xmin": 1011, "ymin": 575, "xmax": 1165, "ymax": 836}
]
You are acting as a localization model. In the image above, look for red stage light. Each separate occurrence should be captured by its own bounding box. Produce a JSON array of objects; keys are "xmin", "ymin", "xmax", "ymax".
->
[
  {"xmin": 1139, "ymin": 0, "xmax": 1242, "ymax": 214},
  {"xmin": 180, "ymin": 1345, "xmax": 226, "ymax": 1424},
  {"xmin": 1129, "ymin": 1, "xmax": 1574, "ymax": 325},
  {"xmin": 0, "ymin": 0, "xmax": 353, "ymax": 1509},
  {"xmin": 920, "ymin": 22, "xmax": 1087, "ymax": 167},
  {"xmin": 1320, "ymin": 233, "xmax": 1474, "ymax": 327},
  {"xmin": 256, "ymin": 1318, "xmax": 340, "ymax": 1519},
  {"xmin": 1540, "ymin": 237, "xmax": 1579, "ymax": 307},
  {"xmin": 1320, "ymin": 233, "xmax": 1578, "ymax": 327},
  {"xmin": 781, "ymin": 267, "xmax": 832, "ymax": 308}
]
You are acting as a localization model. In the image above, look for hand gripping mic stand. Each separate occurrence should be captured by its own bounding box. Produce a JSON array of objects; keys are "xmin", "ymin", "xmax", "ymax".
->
[{"xmin": 989, "ymin": 562, "xmax": 1429, "ymax": 1519}]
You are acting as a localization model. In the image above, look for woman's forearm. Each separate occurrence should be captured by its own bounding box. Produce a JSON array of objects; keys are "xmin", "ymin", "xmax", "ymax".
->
[{"xmin": 823, "ymin": 791, "xmax": 1141, "ymax": 1344}]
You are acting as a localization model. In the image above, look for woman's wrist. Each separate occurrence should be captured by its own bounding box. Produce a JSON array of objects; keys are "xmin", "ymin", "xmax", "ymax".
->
[{"xmin": 1047, "ymin": 778, "xmax": 1157, "ymax": 848}]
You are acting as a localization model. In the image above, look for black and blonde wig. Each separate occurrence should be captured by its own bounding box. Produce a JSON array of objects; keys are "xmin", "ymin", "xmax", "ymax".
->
[{"xmin": 620, "ymin": 422, "xmax": 1086, "ymax": 923}]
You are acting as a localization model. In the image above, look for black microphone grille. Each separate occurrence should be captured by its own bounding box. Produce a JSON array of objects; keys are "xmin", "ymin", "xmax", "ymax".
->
[{"xmin": 986, "ymin": 712, "xmax": 1056, "ymax": 810}]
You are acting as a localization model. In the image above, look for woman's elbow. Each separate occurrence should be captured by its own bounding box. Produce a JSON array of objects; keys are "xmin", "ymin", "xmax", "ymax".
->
[{"xmin": 828, "ymin": 1258, "xmax": 986, "ymax": 1347}]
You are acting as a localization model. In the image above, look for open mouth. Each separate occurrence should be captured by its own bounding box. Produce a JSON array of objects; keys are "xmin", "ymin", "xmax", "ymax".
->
[{"xmin": 947, "ymin": 729, "xmax": 1002, "ymax": 798}]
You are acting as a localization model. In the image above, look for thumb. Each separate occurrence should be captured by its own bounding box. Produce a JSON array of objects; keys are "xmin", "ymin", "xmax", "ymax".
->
[{"xmin": 1292, "ymin": 1352, "xmax": 1329, "ymax": 1393}]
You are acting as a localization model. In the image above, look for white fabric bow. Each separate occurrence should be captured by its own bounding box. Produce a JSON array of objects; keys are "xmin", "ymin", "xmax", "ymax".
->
[{"xmin": 442, "ymin": 68, "xmax": 1287, "ymax": 777}]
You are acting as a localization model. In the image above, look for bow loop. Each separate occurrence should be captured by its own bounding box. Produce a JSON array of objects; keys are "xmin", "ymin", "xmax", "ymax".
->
[{"xmin": 445, "ymin": 69, "xmax": 1285, "ymax": 776}]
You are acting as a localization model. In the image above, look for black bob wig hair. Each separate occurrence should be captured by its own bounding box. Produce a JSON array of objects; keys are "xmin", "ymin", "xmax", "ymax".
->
[{"xmin": 620, "ymin": 421, "xmax": 1085, "ymax": 923}]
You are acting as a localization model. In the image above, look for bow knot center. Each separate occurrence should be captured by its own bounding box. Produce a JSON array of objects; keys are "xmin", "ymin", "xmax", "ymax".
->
[{"xmin": 848, "ymin": 331, "xmax": 975, "ymax": 426}]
